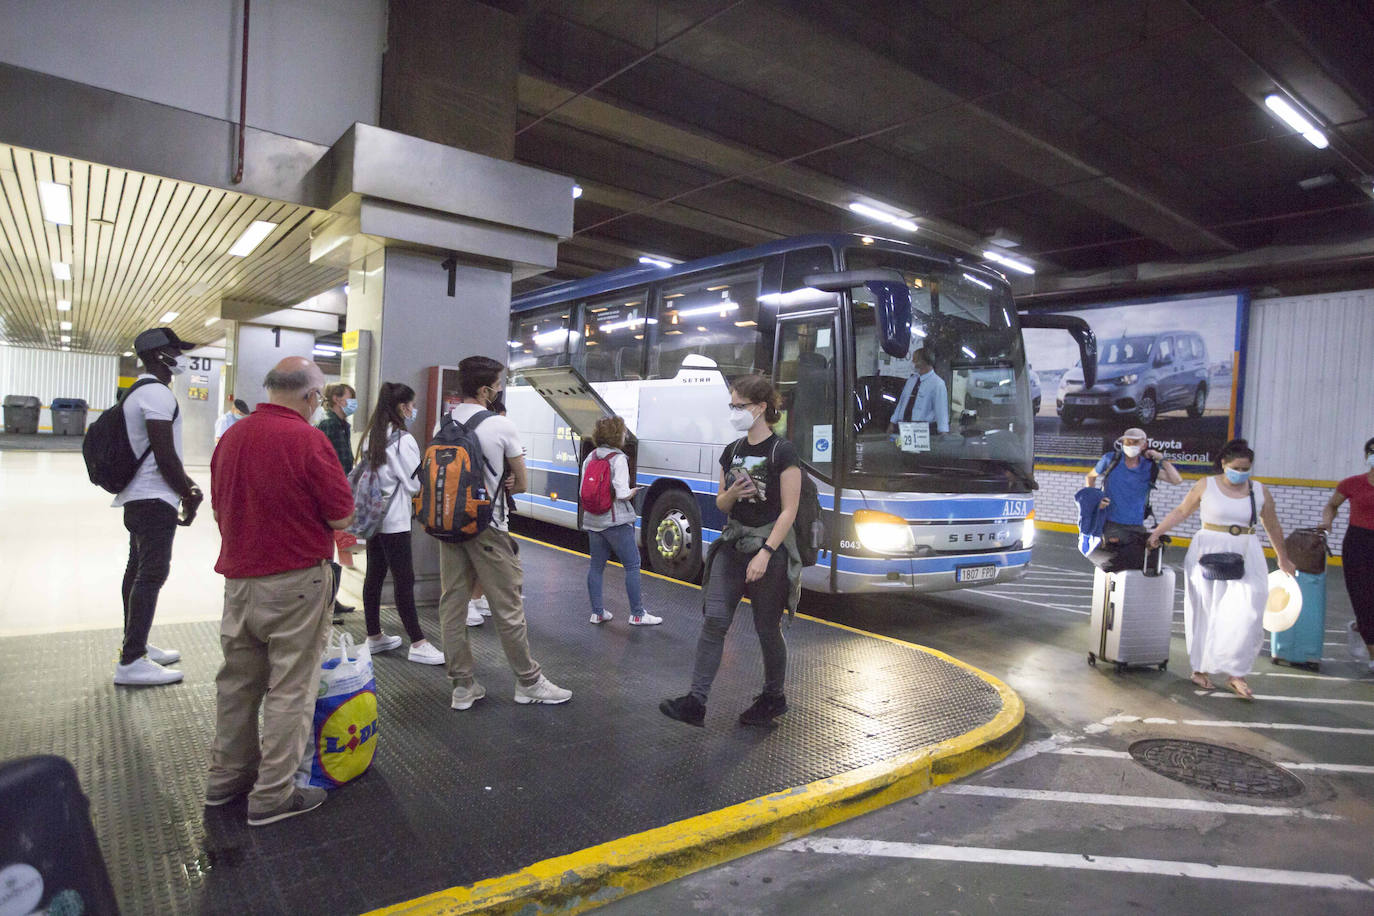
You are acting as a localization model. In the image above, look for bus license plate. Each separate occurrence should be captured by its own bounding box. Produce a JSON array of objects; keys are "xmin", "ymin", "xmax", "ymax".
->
[{"xmin": 956, "ymin": 565, "xmax": 997, "ymax": 583}]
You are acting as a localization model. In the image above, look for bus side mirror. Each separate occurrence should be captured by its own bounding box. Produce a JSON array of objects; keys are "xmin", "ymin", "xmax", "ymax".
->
[
  {"xmin": 1019, "ymin": 312, "xmax": 1098, "ymax": 388},
  {"xmin": 802, "ymin": 269, "xmax": 911, "ymax": 358}
]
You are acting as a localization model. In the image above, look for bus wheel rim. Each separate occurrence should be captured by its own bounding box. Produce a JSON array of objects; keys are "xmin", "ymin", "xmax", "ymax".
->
[{"xmin": 655, "ymin": 510, "xmax": 692, "ymax": 560}]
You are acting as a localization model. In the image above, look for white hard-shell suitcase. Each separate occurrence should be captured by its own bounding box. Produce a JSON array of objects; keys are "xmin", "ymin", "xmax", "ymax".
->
[{"xmin": 1088, "ymin": 547, "xmax": 1175, "ymax": 673}]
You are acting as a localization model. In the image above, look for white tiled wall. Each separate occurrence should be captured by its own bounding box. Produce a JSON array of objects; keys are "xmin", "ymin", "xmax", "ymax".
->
[{"xmin": 1033, "ymin": 469, "xmax": 1347, "ymax": 557}]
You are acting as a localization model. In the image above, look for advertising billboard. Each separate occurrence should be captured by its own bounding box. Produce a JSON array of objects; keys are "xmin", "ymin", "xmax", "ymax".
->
[{"xmin": 1023, "ymin": 293, "xmax": 1245, "ymax": 469}]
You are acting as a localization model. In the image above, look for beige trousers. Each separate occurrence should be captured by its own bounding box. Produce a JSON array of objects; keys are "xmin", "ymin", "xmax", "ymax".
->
[
  {"xmin": 207, "ymin": 561, "xmax": 332, "ymax": 812},
  {"xmin": 437, "ymin": 527, "xmax": 541, "ymax": 689}
]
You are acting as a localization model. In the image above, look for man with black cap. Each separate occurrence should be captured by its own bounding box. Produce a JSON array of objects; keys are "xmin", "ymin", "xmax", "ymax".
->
[
  {"xmin": 112, "ymin": 326, "xmax": 203, "ymax": 687},
  {"xmin": 214, "ymin": 395, "xmax": 250, "ymax": 445}
]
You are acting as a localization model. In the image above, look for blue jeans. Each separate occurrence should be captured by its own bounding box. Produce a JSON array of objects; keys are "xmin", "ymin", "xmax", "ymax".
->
[{"xmin": 587, "ymin": 523, "xmax": 644, "ymax": 615}]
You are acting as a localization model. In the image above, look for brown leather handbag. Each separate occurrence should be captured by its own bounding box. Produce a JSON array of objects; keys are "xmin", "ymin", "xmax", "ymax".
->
[{"xmin": 1284, "ymin": 527, "xmax": 1330, "ymax": 575}]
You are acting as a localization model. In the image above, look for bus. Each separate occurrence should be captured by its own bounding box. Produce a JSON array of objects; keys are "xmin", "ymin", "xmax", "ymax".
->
[{"xmin": 504, "ymin": 233, "xmax": 1096, "ymax": 595}]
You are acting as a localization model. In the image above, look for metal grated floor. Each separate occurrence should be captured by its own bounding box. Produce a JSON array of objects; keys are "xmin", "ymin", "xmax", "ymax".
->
[{"xmin": 0, "ymin": 539, "xmax": 1007, "ymax": 914}]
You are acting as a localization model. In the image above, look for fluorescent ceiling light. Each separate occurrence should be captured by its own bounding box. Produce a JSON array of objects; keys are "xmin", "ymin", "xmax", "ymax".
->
[
  {"xmin": 758, "ymin": 288, "xmax": 834, "ymax": 308},
  {"xmin": 38, "ymin": 181, "xmax": 73, "ymax": 226},
  {"xmin": 532, "ymin": 328, "xmax": 580, "ymax": 346},
  {"xmin": 56, "ymin": 299, "xmax": 71, "ymax": 311},
  {"xmin": 1264, "ymin": 94, "xmax": 1328, "ymax": 149},
  {"xmin": 638, "ymin": 255, "xmax": 673, "ymax": 269},
  {"xmin": 60, "ymin": 335, "xmax": 71, "ymax": 343},
  {"xmin": 848, "ymin": 201, "xmax": 918, "ymax": 232},
  {"xmin": 599, "ymin": 316, "xmax": 659, "ymax": 332},
  {"xmin": 961, "ymin": 346, "xmax": 977, "ymax": 358},
  {"xmin": 962, "ymin": 273, "xmax": 993, "ymax": 290},
  {"xmin": 60, "ymin": 345, "xmax": 70, "ymax": 351},
  {"xmin": 572, "ymin": 185, "xmax": 583, "ymax": 199},
  {"xmin": 122, "ymin": 350, "xmax": 133, "ymax": 356},
  {"xmin": 982, "ymin": 250, "xmax": 1035, "ymax": 275},
  {"xmin": 52, "ymin": 261, "xmax": 71, "ymax": 281},
  {"xmin": 227, "ymin": 220, "xmax": 278, "ymax": 257},
  {"xmin": 59, "ymin": 321, "xmax": 72, "ymax": 330},
  {"xmin": 204, "ymin": 317, "xmax": 219, "ymax": 326},
  {"xmin": 677, "ymin": 301, "xmax": 740, "ymax": 318},
  {"xmin": 160, "ymin": 311, "xmax": 179, "ymax": 322},
  {"xmin": 313, "ymin": 344, "xmax": 342, "ymax": 355},
  {"xmin": 507, "ymin": 340, "xmax": 522, "ymax": 348}
]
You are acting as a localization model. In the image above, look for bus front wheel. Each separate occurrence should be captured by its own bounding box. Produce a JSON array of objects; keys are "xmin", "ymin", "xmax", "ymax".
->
[{"xmin": 645, "ymin": 489, "xmax": 703, "ymax": 582}]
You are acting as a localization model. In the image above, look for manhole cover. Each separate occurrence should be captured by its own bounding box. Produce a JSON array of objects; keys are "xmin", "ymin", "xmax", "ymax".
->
[{"xmin": 1128, "ymin": 739, "xmax": 1304, "ymax": 799}]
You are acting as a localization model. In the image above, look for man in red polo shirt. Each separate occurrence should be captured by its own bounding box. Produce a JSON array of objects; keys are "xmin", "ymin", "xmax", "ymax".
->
[{"xmin": 205, "ymin": 356, "xmax": 356, "ymax": 826}]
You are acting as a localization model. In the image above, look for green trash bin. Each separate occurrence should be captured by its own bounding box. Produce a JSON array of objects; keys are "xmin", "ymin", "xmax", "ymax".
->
[
  {"xmin": 3, "ymin": 395, "xmax": 41, "ymax": 434},
  {"xmin": 51, "ymin": 398, "xmax": 90, "ymax": 435}
]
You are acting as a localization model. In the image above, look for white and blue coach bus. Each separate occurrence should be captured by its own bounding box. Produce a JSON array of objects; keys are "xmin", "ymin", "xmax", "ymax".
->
[{"xmin": 504, "ymin": 233, "xmax": 1096, "ymax": 595}]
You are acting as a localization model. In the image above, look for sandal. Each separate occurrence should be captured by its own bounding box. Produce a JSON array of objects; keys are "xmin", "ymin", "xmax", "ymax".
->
[
  {"xmin": 1190, "ymin": 672, "xmax": 1214, "ymax": 690},
  {"xmin": 1226, "ymin": 677, "xmax": 1254, "ymax": 700}
]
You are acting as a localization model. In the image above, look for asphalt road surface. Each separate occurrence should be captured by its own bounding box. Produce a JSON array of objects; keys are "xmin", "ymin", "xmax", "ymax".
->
[{"xmin": 509, "ymin": 520, "xmax": 1374, "ymax": 916}]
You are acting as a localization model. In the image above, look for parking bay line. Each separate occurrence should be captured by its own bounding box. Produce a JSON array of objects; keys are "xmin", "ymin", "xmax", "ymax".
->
[
  {"xmin": 944, "ymin": 784, "xmax": 1339, "ymax": 819},
  {"xmin": 1048, "ymin": 746, "xmax": 1374, "ymax": 775},
  {"xmin": 1094, "ymin": 714, "xmax": 1374, "ymax": 736},
  {"xmin": 1195, "ymin": 691, "xmax": 1374, "ymax": 707},
  {"xmin": 779, "ymin": 837, "xmax": 1374, "ymax": 892}
]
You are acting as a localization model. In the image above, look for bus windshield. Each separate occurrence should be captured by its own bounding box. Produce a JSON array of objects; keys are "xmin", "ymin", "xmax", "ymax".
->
[{"xmin": 845, "ymin": 247, "xmax": 1034, "ymax": 494}]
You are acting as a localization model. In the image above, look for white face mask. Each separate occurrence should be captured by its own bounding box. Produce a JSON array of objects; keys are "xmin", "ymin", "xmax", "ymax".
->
[
  {"xmin": 1366, "ymin": 453, "xmax": 1374, "ymax": 469},
  {"xmin": 168, "ymin": 353, "xmax": 190, "ymax": 376},
  {"xmin": 729, "ymin": 405, "xmax": 757, "ymax": 432},
  {"xmin": 1121, "ymin": 444, "xmax": 1142, "ymax": 458}
]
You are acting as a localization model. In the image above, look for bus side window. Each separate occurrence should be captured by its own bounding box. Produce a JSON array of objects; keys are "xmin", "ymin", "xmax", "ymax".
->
[
  {"xmin": 508, "ymin": 306, "xmax": 571, "ymax": 372},
  {"xmin": 576, "ymin": 290, "xmax": 648, "ymax": 382},
  {"xmin": 651, "ymin": 266, "xmax": 762, "ymax": 379}
]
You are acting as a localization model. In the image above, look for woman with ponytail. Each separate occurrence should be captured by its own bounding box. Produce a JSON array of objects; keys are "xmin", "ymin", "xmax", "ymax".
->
[
  {"xmin": 1149, "ymin": 439, "xmax": 1297, "ymax": 698},
  {"xmin": 355, "ymin": 382, "xmax": 443, "ymax": 665}
]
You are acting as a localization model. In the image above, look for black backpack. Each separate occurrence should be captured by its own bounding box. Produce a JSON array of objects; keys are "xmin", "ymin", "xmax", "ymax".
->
[
  {"xmin": 728, "ymin": 436, "xmax": 824, "ymax": 567},
  {"xmin": 1099, "ymin": 448, "xmax": 1161, "ymax": 520},
  {"xmin": 82, "ymin": 378, "xmax": 179, "ymax": 494}
]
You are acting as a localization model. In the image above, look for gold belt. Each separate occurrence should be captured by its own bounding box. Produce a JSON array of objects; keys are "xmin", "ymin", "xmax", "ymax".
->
[{"xmin": 1202, "ymin": 522, "xmax": 1254, "ymax": 535}]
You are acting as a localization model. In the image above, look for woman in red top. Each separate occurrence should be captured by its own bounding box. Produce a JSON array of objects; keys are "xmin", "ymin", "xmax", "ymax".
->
[{"xmin": 1321, "ymin": 436, "xmax": 1374, "ymax": 667}]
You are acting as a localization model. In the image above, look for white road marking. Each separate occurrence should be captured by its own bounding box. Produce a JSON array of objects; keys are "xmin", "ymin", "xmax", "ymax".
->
[
  {"xmin": 982, "ymin": 734, "xmax": 1080, "ymax": 773},
  {"xmin": 780, "ymin": 838, "xmax": 1374, "ymax": 892},
  {"xmin": 1195, "ymin": 690, "xmax": 1374, "ymax": 707},
  {"xmin": 1095, "ymin": 714, "xmax": 1374, "ymax": 736},
  {"xmin": 1249, "ymin": 671, "xmax": 1369, "ymax": 682},
  {"xmin": 1047, "ymin": 747, "xmax": 1374, "ymax": 775},
  {"xmin": 944, "ymin": 785, "xmax": 1339, "ymax": 819}
]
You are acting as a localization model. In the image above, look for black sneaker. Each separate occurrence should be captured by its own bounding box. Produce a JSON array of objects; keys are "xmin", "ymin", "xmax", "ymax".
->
[
  {"xmin": 738, "ymin": 693, "xmax": 788, "ymax": 726},
  {"xmin": 660, "ymin": 694, "xmax": 705, "ymax": 727}
]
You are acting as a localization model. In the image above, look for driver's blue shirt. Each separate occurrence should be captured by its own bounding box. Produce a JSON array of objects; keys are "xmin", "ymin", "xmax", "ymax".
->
[{"xmin": 1093, "ymin": 452, "xmax": 1153, "ymax": 525}]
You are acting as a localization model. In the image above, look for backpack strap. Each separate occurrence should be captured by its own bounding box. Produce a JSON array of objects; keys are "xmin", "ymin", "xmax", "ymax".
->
[
  {"xmin": 124, "ymin": 377, "xmax": 178, "ymax": 472},
  {"xmin": 448, "ymin": 409, "xmax": 497, "ymax": 476},
  {"xmin": 1248, "ymin": 483, "xmax": 1257, "ymax": 528}
]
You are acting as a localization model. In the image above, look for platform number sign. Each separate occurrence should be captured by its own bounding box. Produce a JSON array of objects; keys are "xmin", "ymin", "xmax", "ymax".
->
[{"xmin": 188, "ymin": 356, "xmax": 213, "ymax": 371}]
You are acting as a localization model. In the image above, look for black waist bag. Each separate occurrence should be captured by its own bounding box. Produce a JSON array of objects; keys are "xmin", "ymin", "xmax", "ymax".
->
[{"xmin": 1199, "ymin": 552, "xmax": 1244, "ymax": 580}]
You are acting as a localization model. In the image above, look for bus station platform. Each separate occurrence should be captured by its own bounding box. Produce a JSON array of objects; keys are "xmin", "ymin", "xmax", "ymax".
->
[{"xmin": 1, "ymin": 535, "xmax": 1023, "ymax": 915}]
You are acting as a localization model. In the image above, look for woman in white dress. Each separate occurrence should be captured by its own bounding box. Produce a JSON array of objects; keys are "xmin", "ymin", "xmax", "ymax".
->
[{"xmin": 1147, "ymin": 439, "xmax": 1297, "ymax": 698}]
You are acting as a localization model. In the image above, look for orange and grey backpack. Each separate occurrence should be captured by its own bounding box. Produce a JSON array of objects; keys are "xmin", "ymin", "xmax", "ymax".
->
[{"xmin": 412, "ymin": 410, "xmax": 495, "ymax": 542}]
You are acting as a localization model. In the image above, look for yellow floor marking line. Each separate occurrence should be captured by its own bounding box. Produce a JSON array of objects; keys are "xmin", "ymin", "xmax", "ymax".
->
[{"xmin": 365, "ymin": 534, "xmax": 1024, "ymax": 916}]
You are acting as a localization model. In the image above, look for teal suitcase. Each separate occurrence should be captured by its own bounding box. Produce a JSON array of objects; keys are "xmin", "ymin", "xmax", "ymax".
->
[{"xmin": 1270, "ymin": 571, "xmax": 1326, "ymax": 670}]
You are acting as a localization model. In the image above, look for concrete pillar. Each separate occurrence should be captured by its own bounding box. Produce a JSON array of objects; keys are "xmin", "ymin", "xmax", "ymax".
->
[
  {"xmin": 232, "ymin": 324, "xmax": 316, "ymax": 411},
  {"xmin": 169, "ymin": 346, "xmax": 227, "ymax": 467},
  {"xmin": 380, "ymin": 0, "xmax": 519, "ymax": 160},
  {"xmin": 343, "ymin": 246, "xmax": 513, "ymax": 604}
]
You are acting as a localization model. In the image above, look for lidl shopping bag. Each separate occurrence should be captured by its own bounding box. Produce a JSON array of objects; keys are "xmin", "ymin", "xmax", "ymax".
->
[{"xmin": 297, "ymin": 631, "xmax": 378, "ymax": 789}]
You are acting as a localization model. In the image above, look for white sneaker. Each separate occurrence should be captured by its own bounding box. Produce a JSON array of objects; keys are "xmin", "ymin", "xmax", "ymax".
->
[
  {"xmin": 366, "ymin": 634, "xmax": 402, "ymax": 653},
  {"xmin": 146, "ymin": 644, "xmax": 181, "ymax": 665},
  {"xmin": 473, "ymin": 595, "xmax": 492, "ymax": 617},
  {"xmin": 629, "ymin": 612, "xmax": 663, "ymax": 626},
  {"xmin": 114, "ymin": 656, "xmax": 183, "ymax": 686},
  {"xmin": 590, "ymin": 610, "xmax": 613, "ymax": 624},
  {"xmin": 407, "ymin": 641, "xmax": 445, "ymax": 665},
  {"xmin": 450, "ymin": 681, "xmax": 486, "ymax": 710},
  {"xmin": 514, "ymin": 674, "xmax": 572, "ymax": 705},
  {"xmin": 466, "ymin": 602, "xmax": 485, "ymax": 627},
  {"xmin": 1348, "ymin": 621, "xmax": 1371, "ymax": 661}
]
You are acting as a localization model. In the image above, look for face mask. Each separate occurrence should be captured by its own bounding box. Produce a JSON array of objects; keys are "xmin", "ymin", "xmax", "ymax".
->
[
  {"xmin": 729, "ymin": 405, "xmax": 757, "ymax": 431},
  {"xmin": 403, "ymin": 408, "xmax": 416, "ymax": 426},
  {"xmin": 1121, "ymin": 444, "xmax": 1142, "ymax": 458},
  {"xmin": 167, "ymin": 353, "xmax": 190, "ymax": 376},
  {"xmin": 1366, "ymin": 454, "xmax": 1374, "ymax": 469},
  {"xmin": 343, "ymin": 398, "xmax": 357, "ymax": 416},
  {"xmin": 1224, "ymin": 467, "xmax": 1251, "ymax": 485}
]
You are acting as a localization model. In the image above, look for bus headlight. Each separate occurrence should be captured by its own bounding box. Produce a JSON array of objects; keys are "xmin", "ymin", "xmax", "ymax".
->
[
  {"xmin": 854, "ymin": 510, "xmax": 915, "ymax": 554},
  {"xmin": 1021, "ymin": 511, "xmax": 1036, "ymax": 548}
]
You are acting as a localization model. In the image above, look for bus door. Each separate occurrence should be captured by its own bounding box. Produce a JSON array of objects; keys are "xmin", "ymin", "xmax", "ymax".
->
[
  {"xmin": 515, "ymin": 365, "xmax": 638, "ymax": 524},
  {"xmin": 773, "ymin": 312, "xmax": 839, "ymax": 586}
]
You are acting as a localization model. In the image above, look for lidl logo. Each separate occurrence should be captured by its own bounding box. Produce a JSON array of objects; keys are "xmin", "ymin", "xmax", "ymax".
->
[{"xmin": 316, "ymin": 691, "xmax": 378, "ymax": 785}]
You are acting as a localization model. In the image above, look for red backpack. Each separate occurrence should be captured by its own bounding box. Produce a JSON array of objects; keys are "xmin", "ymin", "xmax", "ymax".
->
[{"xmin": 580, "ymin": 449, "xmax": 616, "ymax": 515}]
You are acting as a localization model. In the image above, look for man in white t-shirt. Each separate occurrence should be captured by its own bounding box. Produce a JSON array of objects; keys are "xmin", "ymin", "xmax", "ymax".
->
[
  {"xmin": 112, "ymin": 327, "xmax": 204, "ymax": 686},
  {"xmin": 436, "ymin": 355, "xmax": 572, "ymax": 710}
]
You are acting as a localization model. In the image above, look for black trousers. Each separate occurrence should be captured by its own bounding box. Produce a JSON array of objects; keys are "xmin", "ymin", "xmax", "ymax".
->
[
  {"xmin": 1343, "ymin": 524, "xmax": 1374, "ymax": 642},
  {"xmin": 120, "ymin": 499, "xmax": 178, "ymax": 664},
  {"xmin": 363, "ymin": 531, "xmax": 425, "ymax": 643}
]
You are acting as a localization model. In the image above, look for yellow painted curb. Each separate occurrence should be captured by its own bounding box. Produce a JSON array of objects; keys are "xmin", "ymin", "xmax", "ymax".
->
[{"xmin": 364, "ymin": 537, "xmax": 1025, "ymax": 916}]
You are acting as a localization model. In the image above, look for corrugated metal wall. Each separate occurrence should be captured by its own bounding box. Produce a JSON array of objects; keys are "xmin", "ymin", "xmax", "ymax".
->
[
  {"xmin": 0, "ymin": 346, "xmax": 119, "ymax": 430},
  {"xmin": 1243, "ymin": 288, "xmax": 1374, "ymax": 481}
]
